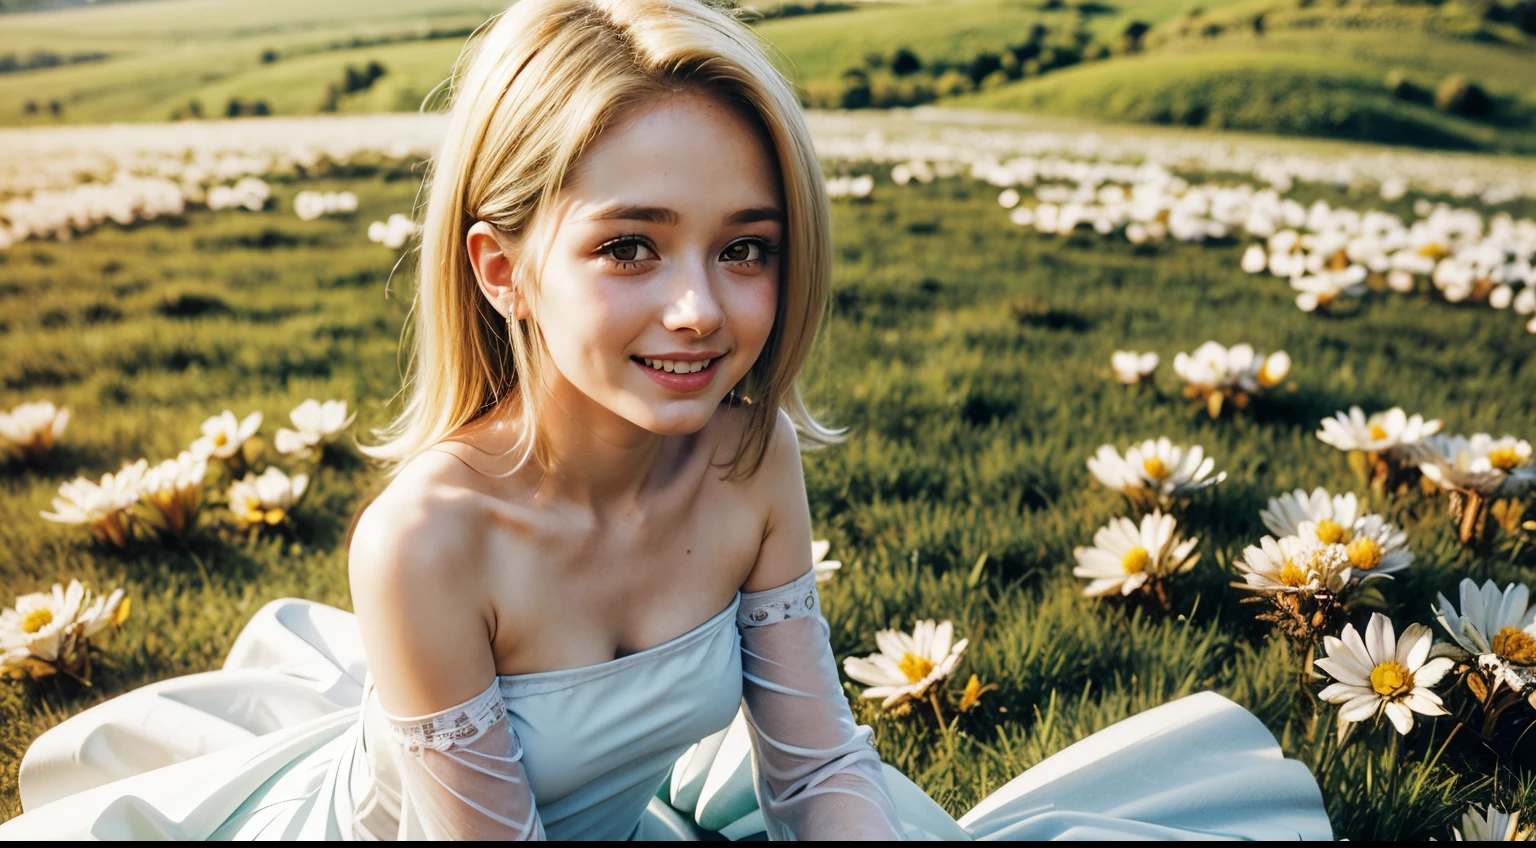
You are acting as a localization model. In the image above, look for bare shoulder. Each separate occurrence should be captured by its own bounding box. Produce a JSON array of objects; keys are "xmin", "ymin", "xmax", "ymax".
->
[
  {"xmin": 736, "ymin": 406, "xmax": 815, "ymax": 593},
  {"xmin": 348, "ymin": 450, "xmax": 489, "ymax": 595},
  {"xmin": 348, "ymin": 450, "xmax": 499, "ymax": 715}
]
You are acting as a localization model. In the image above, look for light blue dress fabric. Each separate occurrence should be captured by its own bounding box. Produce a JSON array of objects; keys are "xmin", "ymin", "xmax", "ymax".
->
[{"xmin": 1, "ymin": 572, "xmax": 1334, "ymax": 840}]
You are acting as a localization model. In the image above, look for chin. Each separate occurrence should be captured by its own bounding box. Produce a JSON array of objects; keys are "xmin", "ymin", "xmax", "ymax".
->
[{"xmin": 628, "ymin": 399, "xmax": 722, "ymax": 436}]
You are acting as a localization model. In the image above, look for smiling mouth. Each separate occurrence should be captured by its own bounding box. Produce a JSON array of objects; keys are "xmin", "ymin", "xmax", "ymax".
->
[{"xmin": 630, "ymin": 355, "xmax": 718, "ymax": 374}]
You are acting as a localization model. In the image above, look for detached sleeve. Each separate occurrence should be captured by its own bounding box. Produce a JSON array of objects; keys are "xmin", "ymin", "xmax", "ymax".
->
[
  {"xmin": 380, "ymin": 679, "xmax": 546, "ymax": 840},
  {"xmin": 738, "ymin": 571, "xmax": 907, "ymax": 840}
]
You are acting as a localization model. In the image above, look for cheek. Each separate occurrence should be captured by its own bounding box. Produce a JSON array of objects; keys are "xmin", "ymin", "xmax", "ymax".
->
[
  {"xmin": 731, "ymin": 274, "xmax": 779, "ymax": 351},
  {"xmin": 535, "ymin": 260, "xmax": 645, "ymax": 361}
]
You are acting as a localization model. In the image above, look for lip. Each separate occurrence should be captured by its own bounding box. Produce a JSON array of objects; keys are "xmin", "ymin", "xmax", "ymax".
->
[
  {"xmin": 632, "ymin": 353, "xmax": 723, "ymax": 392},
  {"xmin": 634, "ymin": 351, "xmax": 725, "ymax": 361}
]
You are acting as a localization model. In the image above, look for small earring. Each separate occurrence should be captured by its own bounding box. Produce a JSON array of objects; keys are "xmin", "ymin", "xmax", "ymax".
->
[{"xmin": 505, "ymin": 306, "xmax": 515, "ymax": 334}]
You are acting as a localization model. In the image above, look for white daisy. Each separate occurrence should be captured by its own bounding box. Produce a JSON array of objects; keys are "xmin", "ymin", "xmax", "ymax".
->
[
  {"xmin": 1330, "ymin": 514, "xmax": 1413, "ymax": 577},
  {"xmin": 228, "ymin": 466, "xmax": 308, "ymax": 529},
  {"xmin": 1072, "ymin": 511, "xmax": 1200, "ymax": 598},
  {"xmin": 192, "ymin": 409, "xmax": 262, "ymax": 460},
  {"xmin": 274, "ymin": 399, "xmax": 355, "ymax": 459},
  {"xmin": 0, "ymin": 580, "xmax": 85, "ymax": 664},
  {"xmin": 811, "ymin": 539, "xmax": 842, "ymax": 583},
  {"xmin": 1315, "ymin": 406, "xmax": 1443, "ymax": 460},
  {"xmin": 1419, "ymin": 434, "xmax": 1536, "ymax": 497},
  {"xmin": 139, "ymin": 450, "xmax": 208, "ymax": 538},
  {"xmin": 0, "ymin": 400, "xmax": 71, "ymax": 460},
  {"xmin": 1086, "ymin": 437, "xmax": 1226, "ymax": 511},
  {"xmin": 1453, "ymin": 805, "xmax": 1532, "ymax": 841},
  {"xmin": 39, "ymin": 458, "xmax": 147, "ymax": 548},
  {"xmin": 1260, "ymin": 487, "xmax": 1361, "ymax": 540},
  {"xmin": 1432, "ymin": 578, "xmax": 1536, "ymax": 662},
  {"xmin": 842, "ymin": 620, "xmax": 968, "ymax": 710},
  {"xmin": 1314, "ymin": 613, "xmax": 1454, "ymax": 737},
  {"xmin": 1110, "ymin": 350, "xmax": 1159, "ymax": 384},
  {"xmin": 1234, "ymin": 535, "xmax": 1350, "ymax": 595}
]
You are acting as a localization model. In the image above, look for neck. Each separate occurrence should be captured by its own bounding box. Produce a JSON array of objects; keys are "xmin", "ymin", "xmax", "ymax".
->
[{"xmin": 483, "ymin": 371, "xmax": 679, "ymax": 512}]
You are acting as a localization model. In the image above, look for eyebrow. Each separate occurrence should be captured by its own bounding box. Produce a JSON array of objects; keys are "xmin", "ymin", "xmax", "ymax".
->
[{"xmin": 584, "ymin": 204, "xmax": 785, "ymax": 226}]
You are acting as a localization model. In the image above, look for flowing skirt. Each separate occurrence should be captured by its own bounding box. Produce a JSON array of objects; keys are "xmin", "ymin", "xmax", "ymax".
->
[{"xmin": 0, "ymin": 599, "xmax": 1333, "ymax": 840}]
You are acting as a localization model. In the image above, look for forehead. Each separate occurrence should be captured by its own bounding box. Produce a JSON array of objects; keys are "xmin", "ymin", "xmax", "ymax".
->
[{"xmin": 559, "ymin": 91, "xmax": 783, "ymax": 221}]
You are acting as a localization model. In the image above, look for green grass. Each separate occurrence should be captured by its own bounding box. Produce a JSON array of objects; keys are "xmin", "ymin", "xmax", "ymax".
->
[{"xmin": 4, "ymin": 158, "xmax": 1536, "ymax": 837}]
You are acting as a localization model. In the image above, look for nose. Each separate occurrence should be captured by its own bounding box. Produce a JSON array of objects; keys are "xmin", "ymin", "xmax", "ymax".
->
[{"xmin": 661, "ymin": 267, "xmax": 725, "ymax": 337}]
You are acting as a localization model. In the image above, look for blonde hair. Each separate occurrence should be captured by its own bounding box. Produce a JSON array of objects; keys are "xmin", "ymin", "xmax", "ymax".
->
[{"xmin": 357, "ymin": 0, "xmax": 841, "ymax": 483}]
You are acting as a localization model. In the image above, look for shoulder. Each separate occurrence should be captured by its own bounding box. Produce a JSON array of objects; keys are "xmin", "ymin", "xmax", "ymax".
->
[
  {"xmin": 348, "ymin": 450, "xmax": 501, "ymax": 714},
  {"xmin": 348, "ymin": 450, "xmax": 490, "ymax": 600}
]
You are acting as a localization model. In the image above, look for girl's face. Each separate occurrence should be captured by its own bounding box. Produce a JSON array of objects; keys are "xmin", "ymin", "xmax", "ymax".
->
[{"xmin": 523, "ymin": 91, "xmax": 783, "ymax": 437}]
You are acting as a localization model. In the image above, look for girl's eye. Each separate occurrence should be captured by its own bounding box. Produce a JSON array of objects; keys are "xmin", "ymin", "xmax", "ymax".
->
[
  {"xmin": 600, "ymin": 238, "xmax": 656, "ymax": 265},
  {"xmin": 721, "ymin": 241, "xmax": 759, "ymax": 263}
]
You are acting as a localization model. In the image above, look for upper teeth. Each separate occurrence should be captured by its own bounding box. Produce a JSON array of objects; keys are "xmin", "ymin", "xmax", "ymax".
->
[{"xmin": 643, "ymin": 358, "xmax": 712, "ymax": 373}]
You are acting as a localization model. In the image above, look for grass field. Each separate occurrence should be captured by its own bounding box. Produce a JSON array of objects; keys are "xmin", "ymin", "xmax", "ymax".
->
[{"xmin": 3, "ymin": 125, "xmax": 1536, "ymax": 836}]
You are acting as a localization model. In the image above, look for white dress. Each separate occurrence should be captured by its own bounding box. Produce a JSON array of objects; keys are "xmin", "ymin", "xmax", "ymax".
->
[{"xmin": 0, "ymin": 570, "xmax": 1333, "ymax": 840}]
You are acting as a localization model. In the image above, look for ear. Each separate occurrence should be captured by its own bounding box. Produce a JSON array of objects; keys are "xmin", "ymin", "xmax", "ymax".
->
[{"xmin": 466, "ymin": 221, "xmax": 531, "ymax": 321}]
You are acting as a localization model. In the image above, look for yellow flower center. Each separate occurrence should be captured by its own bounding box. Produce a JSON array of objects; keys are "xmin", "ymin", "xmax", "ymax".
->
[
  {"xmin": 214, "ymin": 432, "xmax": 228, "ymax": 447},
  {"xmin": 244, "ymin": 508, "xmax": 266, "ymax": 525},
  {"xmin": 1370, "ymin": 661, "xmax": 1413, "ymax": 697},
  {"xmin": 1278, "ymin": 561, "xmax": 1310, "ymax": 588},
  {"xmin": 1142, "ymin": 457, "xmax": 1171, "ymax": 481},
  {"xmin": 1346, "ymin": 537, "xmax": 1383, "ymax": 570},
  {"xmin": 1493, "ymin": 626, "xmax": 1536, "ymax": 665},
  {"xmin": 1314, "ymin": 519, "xmax": 1347, "ymax": 545},
  {"xmin": 1489, "ymin": 447, "xmax": 1523, "ymax": 470},
  {"xmin": 263, "ymin": 508, "xmax": 286, "ymax": 525},
  {"xmin": 1258, "ymin": 362, "xmax": 1283, "ymax": 387},
  {"xmin": 1121, "ymin": 546, "xmax": 1150, "ymax": 575},
  {"xmin": 897, "ymin": 652, "xmax": 935, "ymax": 684},
  {"xmin": 22, "ymin": 608, "xmax": 53, "ymax": 634},
  {"xmin": 1418, "ymin": 242, "xmax": 1448, "ymax": 260},
  {"xmin": 1368, "ymin": 424, "xmax": 1388, "ymax": 441}
]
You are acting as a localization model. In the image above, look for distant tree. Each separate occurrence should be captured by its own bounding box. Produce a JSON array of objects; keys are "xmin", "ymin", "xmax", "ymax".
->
[
  {"xmin": 251, "ymin": 100, "xmax": 272, "ymax": 116},
  {"xmin": 344, "ymin": 65, "xmax": 368, "ymax": 94},
  {"xmin": 47, "ymin": 99, "xmax": 62, "ymax": 117},
  {"xmin": 933, "ymin": 69, "xmax": 973, "ymax": 97},
  {"xmin": 0, "ymin": 54, "xmax": 16, "ymax": 73},
  {"xmin": 364, "ymin": 60, "xmax": 387, "ymax": 85},
  {"xmin": 1384, "ymin": 70, "xmax": 1429, "ymax": 104},
  {"xmin": 891, "ymin": 47, "xmax": 922, "ymax": 76},
  {"xmin": 226, "ymin": 97, "xmax": 245, "ymax": 118},
  {"xmin": 1434, "ymin": 75, "xmax": 1494, "ymax": 117},
  {"xmin": 1120, "ymin": 20, "xmax": 1150, "ymax": 53},
  {"xmin": 838, "ymin": 68, "xmax": 871, "ymax": 109},
  {"xmin": 260, "ymin": 48, "xmax": 278, "ymax": 64},
  {"xmin": 187, "ymin": 99, "xmax": 203, "ymax": 118},
  {"xmin": 1252, "ymin": 12, "xmax": 1267, "ymax": 36},
  {"xmin": 966, "ymin": 52, "xmax": 1003, "ymax": 84},
  {"xmin": 1042, "ymin": 0, "xmax": 1064, "ymax": 8},
  {"xmin": 864, "ymin": 51, "xmax": 886, "ymax": 69},
  {"xmin": 22, "ymin": 99, "xmax": 37, "ymax": 115},
  {"xmin": 1083, "ymin": 42, "xmax": 1109, "ymax": 61}
]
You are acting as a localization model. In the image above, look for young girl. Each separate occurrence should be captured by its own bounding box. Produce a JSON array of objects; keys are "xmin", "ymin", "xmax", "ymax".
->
[{"xmin": 2, "ymin": 0, "xmax": 1333, "ymax": 840}]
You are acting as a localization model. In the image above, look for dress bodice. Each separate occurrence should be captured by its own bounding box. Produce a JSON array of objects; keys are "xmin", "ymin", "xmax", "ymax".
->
[{"xmin": 356, "ymin": 595, "xmax": 745, "ymax": 840}]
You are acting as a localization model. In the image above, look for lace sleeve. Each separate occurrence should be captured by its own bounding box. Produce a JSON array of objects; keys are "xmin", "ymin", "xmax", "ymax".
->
[
  {"xmin": 738, "ymin": 571, "xmax": 907, "ymax": 840},
  {"xmin": 380, "ymin": 679, "xmax": 546, "ymax": 841}
]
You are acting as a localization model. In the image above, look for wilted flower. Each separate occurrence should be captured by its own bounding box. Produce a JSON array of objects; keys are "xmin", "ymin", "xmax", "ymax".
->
[
  {"xmin": 39, "ymin": 458, "xmax": 147, "ymax": 547},
  {"xmin": 957, "ymin": 673, "xmax": 997, "ymax": 713},
  {"xmin": 274, "ymin": 399, "xmax": 355, "ymax": 460},
  {"xmin": 1314, "ymin": 613, "xmax": 1453, "ymax": 738},
  {"xmin": 842, "ymin": 619, "xmax": 968, "ymax": 710},
  {"xmin": 138, "ymin": 450, "xmax": 208, "ymax": 539},
  {"xmin": 811, "ymin": 539, "xmax": 841, "ymax": 583},
  {"xmin": 1453, "ymin": 805, "xmax": 1532, "ymax": 841},
  {"xmin": 1087, "ymin": 437, "xmax": 1226, "ymax": 513},
  {"xmin": 1110, "ymin": 350, "xmax": 1159, "ymax": 384},
  {"xmin": 228, "ymin": 466, "xmax": 308, "ymax": 529},
  {"xmin": 192, "ymin": 409, "xmax": 263, "ymax": 461},
  {"xmin": 0, "ymin": 400, "xmax": 70, "ymax": 461},
  {"xmin": 1072, "ymin": 510, "xmax": 1199, "ymax": 602},
  {"xmin": 0, "ymin": 580, "xmax": 128, "ymax": 682}
]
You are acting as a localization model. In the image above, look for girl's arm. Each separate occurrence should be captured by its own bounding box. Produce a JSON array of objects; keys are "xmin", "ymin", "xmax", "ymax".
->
[
  {"xmin": 737, "ymin": 411, "xmax": 907, "ymax": 840},
  {"xmin": 350, "ymin": 492, "xmax": 546, "ymax": 840}
]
